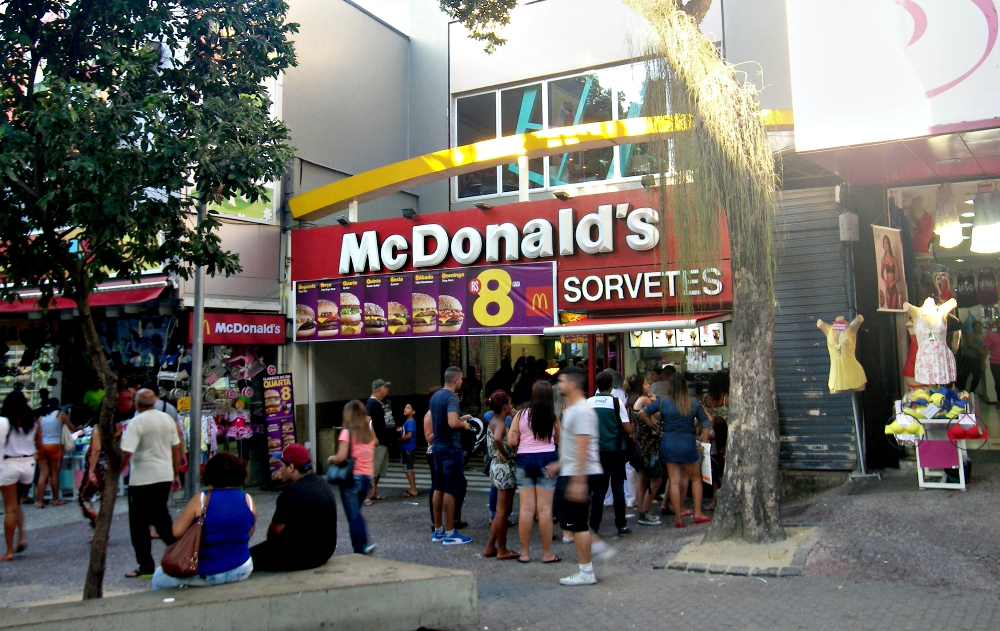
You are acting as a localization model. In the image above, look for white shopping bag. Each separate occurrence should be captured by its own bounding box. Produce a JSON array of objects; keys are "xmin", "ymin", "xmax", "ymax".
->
[{"xmin": 700, "ymin": 442, "xmax": 712, "ymax": 484}]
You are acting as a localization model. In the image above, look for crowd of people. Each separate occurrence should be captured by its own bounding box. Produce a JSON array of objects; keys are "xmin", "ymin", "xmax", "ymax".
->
[{"xmin": 0, "ymin": 360, "xmax": 730, "ymax": 591}]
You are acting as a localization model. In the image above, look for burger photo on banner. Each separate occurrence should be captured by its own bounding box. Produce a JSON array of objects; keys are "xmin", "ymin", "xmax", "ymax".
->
[
  {"xmin": 387, "ymin": 273, "xmax": 412, "ymax": 335},
  {"xmin": 295, "ymin": 283, "xmax": 318, "ymax": 340},
  {"xmin": 873, "ymin": 225, "xmax": 907, "ymax": 312},
  {"xmin": 316, "ymin": 282, "xmax": 339, "ymax": 338},
  {"xmin": 363, "ymin": 275, "xmax": 388, "ymax": 336},
  {"xmin": 339, "ymin": 279, "xmax": 363, "ymax": 336}
]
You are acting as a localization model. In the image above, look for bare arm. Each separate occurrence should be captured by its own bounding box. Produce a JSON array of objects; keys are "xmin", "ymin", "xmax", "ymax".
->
[
  {"xmin": 490, "ymin": 418, "xmax": 508, "ymax": 462},
  {"xmin": 423, "ymin": 411, "xmax": 434, "ymax": 443},
  {"xmin": 447, "ymin": 411, "xmax": 470, "ymax": 431},
  {"xmin": 246, "ymin": 494, "xmax": 257, "ymax": 537},
  {"xmin": 60, "ymin": 412, "xmax": 80, "ymax": 433},
  {"xmin": 329, "ymin": 435, "xmax": 351, "ymax": 465},
  {"xmin": 506, "ymin": 411, "xmax": 521, "ymax": 448},
  {"xmin": 565, "ymin": 433, "xmax": 591, "ymax": 502},
  {"xmin": 171, "ymin": 493, "xmax": 202, "ymax": 539},
  {"xmin": 121, "ymin": 450, "xmax": 133, "ymax": 469}
]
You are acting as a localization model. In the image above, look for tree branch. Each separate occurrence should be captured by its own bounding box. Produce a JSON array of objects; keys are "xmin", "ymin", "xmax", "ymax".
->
[
  {"xmin": 59, "ymin": 0, "xmax": 98, "ymax": 81},
  {"xmin": 4, "ymin": 169, "xmax": 40, "ymax": 199},
  {"xmin": 677, "ymin": 0, "xmax": 713, "ymax": 24}
]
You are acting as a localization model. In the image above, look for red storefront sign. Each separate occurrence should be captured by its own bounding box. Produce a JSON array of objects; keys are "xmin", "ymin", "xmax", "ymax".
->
[
  {"xmin": 189, "ymin": 312, "xmax": 286, "ymax": 345},
  {"xmin": 291, "ymin": 188, "xmax": 731, "ymax": 312}
]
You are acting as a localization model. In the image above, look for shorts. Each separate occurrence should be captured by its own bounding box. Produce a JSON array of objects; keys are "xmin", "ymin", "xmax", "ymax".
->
[
  {"xmin": 515, "ymin": 451, "xmax": 558, "ymax": 490},
  {"xmin": 37, "ymin": 443, "xmax": 63, "ymax": 468},
  {"xmin": 431, "ymin": 445, "xmax": 465, "ymax": 496},
  {"xmin": 401, "ymin": 450, "xmax": 415, "ymax": 472},
  {"xmin": 1, "ymin": 456, "xmax": 36, "ymax": 486},
  {"xmin": 558, "ymin": 475, "xmax": 596, "ymax": 533},
  {"xmin": 372, "ymin": 445, "xmax": 389, "ymax": 478}
]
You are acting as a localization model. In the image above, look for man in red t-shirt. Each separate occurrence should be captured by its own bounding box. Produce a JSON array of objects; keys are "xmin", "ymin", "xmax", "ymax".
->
[{"xmin": 983, "ymin": 325, "xmax": 1000, "ymax": 403}]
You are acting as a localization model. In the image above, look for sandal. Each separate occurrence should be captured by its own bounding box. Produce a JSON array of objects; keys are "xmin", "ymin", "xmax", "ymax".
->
[
  {"xmin": 401, "ymin": 490, "xmax": 418, "ymax": 497},
  {"xmin": 371, "ymin": 494, "xmax": 387, "ymax": 501},
  {"xmin": 35, "ymin": 503, "xmax": 45, "ymax": 510},
  {"xmin": 542, "ymin": 555, "xmax": 562, "ymax": 564},
  {"xmin": 15, "ymin": 543, "xmax": 27, "ymax": 553},
  {"xmin": 363, "ymin": 499, "xmax": 373, "ymax": 506},
  {"xmin": 497, "ymin": 551, "xmax": 520, "ymax": 561},
  {"xmin": 51, "ymin": 500, "xmax": 66, "ymax": 507},
  {"xmin": 125, "ymin": 568, "xmax": 154, "ymax": 579},
  {"xmin": 483, "ymin": 548, "xmax": 498, "ymax": 558},
  {"xmin": 675, "ymin": 521, "xmax": 686, "ymax": 529},
  {"xmin": 693, "ymin": 516, "xmax": 713, "ymax": 524}
]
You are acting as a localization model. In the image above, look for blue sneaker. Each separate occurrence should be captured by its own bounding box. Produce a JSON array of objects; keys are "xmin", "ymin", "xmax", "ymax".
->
[
  {"xmin": 431, "ymin": 529, "xmax": 446, "ymax": 543},
  {"xmin": 442, "ymin": 530, "xmax": 472, "ymax": 546}
]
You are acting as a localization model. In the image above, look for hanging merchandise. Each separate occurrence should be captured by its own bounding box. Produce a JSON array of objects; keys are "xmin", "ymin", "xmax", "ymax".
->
[
  {"xmin": 954, "ymin": 269, "xmax": 977, "ymax": 308},
  {"xmin": 977, "ymin": 268, "xmax": 998, "ymax": 306},
  {"xmin": 902, "ymin": 320, "xmax": 922, "ymax": 389},
  {"xmin": 970, "ymin": 188, "xmax": 1000, "ymax": 254},
  {"xmin": 932, "ymin": 270, "xmax": 954, "ymax": 302},
  {"xmin": 906, "ymin": 195, "xmax": 935, "ymax": 255},
  {"xmin": 933, "ymin": 183, "xmax": 963, "ymax": 249},
  {"xmin": 904, "ymin": 298, "xmax": 958, "ymax": 386},
  {"xmin": 817, "ymin": 316, "xmax": 867, "ymax": 393}
]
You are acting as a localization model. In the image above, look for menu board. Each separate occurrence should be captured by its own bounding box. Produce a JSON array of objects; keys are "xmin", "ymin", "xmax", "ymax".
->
[
  {"xmin": 699, "ymin": 323, "xmax": 725, "ymax": 346},
  {"xmin": 675, "ymin": 328, "xmax": 699, "ymax": 347},
  {"xmin": 293, "ymin": 262, "xmax": 556, "ymax": 341},
  {"xmin": 262, "ymin": 373, "xmax": 296, "ymax": 481}
]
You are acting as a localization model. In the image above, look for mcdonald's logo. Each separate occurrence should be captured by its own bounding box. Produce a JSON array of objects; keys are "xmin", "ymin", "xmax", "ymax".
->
[
  {"xmin": 203, "ymin": 319, "xmax": 211, "ymax": 336},
  {"xmin": 525, "ymin": 287, "xmax": 553, "ymax": 318}
]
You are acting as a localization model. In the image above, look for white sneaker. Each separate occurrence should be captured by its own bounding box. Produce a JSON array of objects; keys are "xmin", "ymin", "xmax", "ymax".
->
[
  {"xmin": 591, "ymin": 540, "xmax": 617, "ymax": 564},
  {"xmin": 559, "ymin": 570, "xmax": 597, "ymax": 586},
  {"xmin": 561, "ymin": 536, "xmax": 575, "ymax": 544}
]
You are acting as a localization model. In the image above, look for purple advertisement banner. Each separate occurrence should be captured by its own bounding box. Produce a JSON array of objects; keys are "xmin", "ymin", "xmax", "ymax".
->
[
  {"xmin": 293, "ymin": 262, "xmax": 556, "ymax": 341},
  {"xmin": 263, "ymin": 373, "xmax": 296, "ymax": 481}
]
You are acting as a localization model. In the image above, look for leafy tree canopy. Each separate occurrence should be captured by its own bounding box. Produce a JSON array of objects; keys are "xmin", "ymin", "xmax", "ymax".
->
[{"xmin": 439, "ymin": 0, "xmax": 517, "ymax": 53}]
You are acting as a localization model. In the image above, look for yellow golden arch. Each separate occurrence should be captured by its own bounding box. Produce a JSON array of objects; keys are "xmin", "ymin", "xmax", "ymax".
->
[{"xmin": 289, "ymin": 110, "xmax": 793, "ymax": 221}]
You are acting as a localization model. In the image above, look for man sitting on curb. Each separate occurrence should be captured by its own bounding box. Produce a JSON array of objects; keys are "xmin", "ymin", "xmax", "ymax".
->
[{"xmin": 250, "ymin": 444, "xmax": 338, "ymax": 571}]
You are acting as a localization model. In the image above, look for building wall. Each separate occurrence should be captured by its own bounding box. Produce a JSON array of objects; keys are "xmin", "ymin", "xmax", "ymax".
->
[{"xmin": 721, "ymin": 0, "xmax": 793, "ymax": 111}]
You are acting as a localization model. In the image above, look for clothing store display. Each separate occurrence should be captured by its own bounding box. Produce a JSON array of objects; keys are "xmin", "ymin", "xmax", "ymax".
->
[
  {"xmin": 907, "ymin": 196, "xmax": 934, "ymax": 254},
  {"xmin": 890, "ymin": 198, "xmax": 919, "ymax": 299},
  {"xmin": 933, "ymin": 271, "xmax": 954, "ymax": 302},
  {"xmin": 908, "ymin": 298, "xmax": 958, "ymax": 386},
  {"xmin": 977, "ymin": 268, "xmax": 998, "ymax": 306},
  {"xmin": 934, "ymin": 183, "xmax": 963, "ymax": 248},
  {"xmin": 818, "ymin": 316, "xmax": 867, "ymax": 393},
  {"xmin": 954, "ymin": 270, "xmax": 977, "ymax": 308},
  {"xmin": 903, "ymin": 333, "xmax": 918, "ymax": 379}
]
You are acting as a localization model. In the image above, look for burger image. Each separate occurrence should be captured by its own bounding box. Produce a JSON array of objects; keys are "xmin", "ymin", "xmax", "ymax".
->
[
  {"xmin": 438, "ymin": 295, "xmax": 465, "ymax": 333},
  {"xmin": 264, "ymin": 389, "xmax": 281, "ymax": 415},
  {"xmin": 316, "ymin": 299, "xmax": 340, "ymax": 338},
  {"xmin": 364, "ymin": 302, "xmax": 387, "ymax": 335},
  {"xmin": 412, "ymin": 293, "xmax": 438, "ymax": 334},
  {"xmin": 268, "ymin": 437, "xmax": 281, "ymax": 450},
  {"xmin": 281, "ymin": 421, "xmax": 294, "ymax": 433},
  {"xmin": 340, "ymin": 293, "xmax": 362, "ymax": 336},
  {"xmin": 387, "ymin": 301, "xmax": 410, "ymax": 335},
  {"xmin": 282, "ymin": 433, "xmax": 295, "ymax": 446},
  {"xmin": 295, "ymin": 304, "xmax": 316, "ymax": 339},
  {"xmin": 269, "ymin": 456, "xmax": 281, "ymax": 468},
  {"xmin": 271, "ymin": 469, "xmax": 282, "ymax": 481}
]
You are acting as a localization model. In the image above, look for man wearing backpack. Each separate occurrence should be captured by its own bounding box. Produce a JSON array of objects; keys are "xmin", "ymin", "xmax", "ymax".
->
[{"xmin": 587, "ymin": 371, "xmax": 632, "ymax": 536}]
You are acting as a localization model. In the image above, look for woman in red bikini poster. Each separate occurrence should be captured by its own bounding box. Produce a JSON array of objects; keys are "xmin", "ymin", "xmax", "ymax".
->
[{"xmin": 874, "ymin": 226, "xmax": 907, "ymax": 312}]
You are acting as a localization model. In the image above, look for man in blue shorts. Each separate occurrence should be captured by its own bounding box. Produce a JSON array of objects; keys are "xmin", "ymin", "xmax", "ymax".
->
[{"xmin": 430, "ymin": 366, "xmax": 473, "ymax": 545}]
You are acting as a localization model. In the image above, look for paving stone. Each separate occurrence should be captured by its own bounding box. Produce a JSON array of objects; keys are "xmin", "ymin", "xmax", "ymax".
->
[
  {"xmin": 708, "ymin": 564, "xmax": 728, "ymax": 574},
  {"xmin": 727, "ymin": 566, "xmax": 751, "ymax": 576},
  {"xmin": 752, "ymin": 567, "xmax": 778, "ymax": 577},
  {"xmin": 667, "ymin": 561, "xmax": 688, "ymax": 571},
  {"xmin": 779, "ymin": 566, "xmax": 803, "ymax": 577},
  {"xmin": 686, "ymin": 562, "xmax": 708, "ymax": 573}
]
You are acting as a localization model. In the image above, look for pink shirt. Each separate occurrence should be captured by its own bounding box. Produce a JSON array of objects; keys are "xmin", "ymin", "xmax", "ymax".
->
[
  {"xmin": 339, "ymin": 429, "xmax": 375, "ymax": 477},
  {"xmin": 985, "ymin": 331, "xmax": 1000, "ymax": 365},
  {"xmin": 516, "ymin": 410, "xmax": 556, "ymax": 454}
]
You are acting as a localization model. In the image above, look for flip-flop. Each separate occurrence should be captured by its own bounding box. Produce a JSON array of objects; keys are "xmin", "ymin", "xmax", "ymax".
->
[
  {"xmin": 693, "ymin": 516, "xmax": 712, "ymax": 524},
  {"xmin": 371, "ymin": 495, "xmax": 387, "ymax": 501},
  {"xmin": 125, "ymin": 568, "xmax": 153, "ymax": 579},
  {"xmin": 497, "ymin": 551, "xmax": 520, "ymax": 561},
  {"xmin": 675, "ymin": 521, "xmax": 686, "ymax": 529},
  {"xmin": 34, "ymin": 503, "xmax": 45, "ymax": 509},
  {"xmin": 51, "ymin": 500, "xmax": 66, "ymax": 507},
  {"xmin": 542, "ymin": 555, "xmax": 562, "ymax": 564},
  {"xmin": 517, "ymin": 556, "xmax": 530, "ymax": 563},
  {"xmin": 15, "ymin": 543, "xmax": 26, "ymax": 553},
  {"xmin": 401, "ymin": 490, "xmax": 418, "ymax": 497},
  {"xmin": 363, "ymin": 499, "xmax": 373, "ymax": 506}
]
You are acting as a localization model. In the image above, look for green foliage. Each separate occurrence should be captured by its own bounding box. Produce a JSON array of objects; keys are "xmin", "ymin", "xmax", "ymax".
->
[
  {"xmin": 439, "ymin": 0, "xmax": 517, "ymax": 53},
  {"xmin": 0, "ymin": 0, "xmax": 298, "ymax": 308}
]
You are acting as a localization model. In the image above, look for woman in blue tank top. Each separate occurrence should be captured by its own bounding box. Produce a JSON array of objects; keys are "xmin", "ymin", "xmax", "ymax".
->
[{"xmin": 152, "ymin": 453, "xmax": 257, "ymax": 589}]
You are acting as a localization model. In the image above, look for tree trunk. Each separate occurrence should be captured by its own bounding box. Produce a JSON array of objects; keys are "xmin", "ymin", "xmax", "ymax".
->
[
  {"xmin": 704, "ymin": 268, "xmax": 785, "ymax": 543},
  {"xmin": 77, "ymin": 290, "xmax": 121, "ymax": 600}
]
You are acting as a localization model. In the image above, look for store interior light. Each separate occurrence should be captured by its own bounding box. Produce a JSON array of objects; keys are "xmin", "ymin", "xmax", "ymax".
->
[
  {"xmin": 336, "ymin": 216, "xmax": 350, "ymax": 227},
  {"xmin": 934, "ymin": 183, "xmax": 963, "ymax": 248},
  {"xmin": 956, "ymin": 258, "xmax": 965, "ymax": 263},
  {"xmin": 970, "ymin": 189, "xmax": 1000, "ymax": 253},
  {"xmin": 964, "ymin": 199, "xmax": 975, "ymax": 205},
  {"xmin": 961, "ymin": 211, "xmax": 976, "ymax": 217},
  {"xmin": 960, "ymin": 222, "xmax": 973, "ymax": 228}
]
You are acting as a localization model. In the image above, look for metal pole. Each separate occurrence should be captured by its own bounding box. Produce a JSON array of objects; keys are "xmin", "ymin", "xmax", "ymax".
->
[
  {"xmin": 307, "ymin": 342, "xmax": 317, "ymax": 465},
  {"xmin": 844, "ymin": 240, "xmax": 879, "ymax": 480},
  {"xmin": 186, "ymin": 202, "xmax": 206, "ymax": 499}
]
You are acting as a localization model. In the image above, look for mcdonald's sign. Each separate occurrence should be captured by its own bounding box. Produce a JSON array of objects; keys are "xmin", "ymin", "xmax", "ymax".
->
[
  {"xmin": 190, "ymin": 311, "xmax": 286, "ymax": 345},
  {"xmin": 525, "ymin": 286, "xmax": 553, "ymax": 318}
]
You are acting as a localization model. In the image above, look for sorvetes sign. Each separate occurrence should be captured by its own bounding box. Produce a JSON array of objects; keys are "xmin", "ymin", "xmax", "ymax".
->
[
  {"xmin": 294, "ymin": 262, "xmax": 556, "ymax": 341},
  {"xmin": 189, "ymin": 312, "xmax": 286, "ymax": 345}
]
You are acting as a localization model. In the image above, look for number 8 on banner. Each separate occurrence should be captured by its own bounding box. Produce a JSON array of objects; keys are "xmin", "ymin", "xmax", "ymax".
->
[{"xmin": 471, "ymin": 269, "xmax": 514, "ymax": 327}]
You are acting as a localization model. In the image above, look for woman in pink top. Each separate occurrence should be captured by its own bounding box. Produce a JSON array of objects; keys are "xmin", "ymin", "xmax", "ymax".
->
[
  {"xmin": 984, "ymin": 325, "xmax": 1000, "ymax": 403},
  {"xmin": 507, "ymin": 381, "xmax": 560, "ymax": 563},
  {"xmin": 329, "ymin": 400, "xmax": 377, "ymax": 555}
]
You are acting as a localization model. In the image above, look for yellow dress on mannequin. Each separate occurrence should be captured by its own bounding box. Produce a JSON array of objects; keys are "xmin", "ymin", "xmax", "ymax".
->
[{"xmin": 817, "ymin": 315, "xmax": 867, "ymax": 393}]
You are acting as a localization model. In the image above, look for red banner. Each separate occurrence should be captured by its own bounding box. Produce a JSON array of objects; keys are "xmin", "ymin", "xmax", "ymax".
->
[{"xmin": 189, "ymin": 312, "xmax": 286, "ymax": 345}]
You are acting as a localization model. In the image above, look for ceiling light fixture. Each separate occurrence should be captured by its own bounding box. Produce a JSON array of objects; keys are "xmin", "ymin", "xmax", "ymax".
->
[
  {"xmin": 955, "ymin": 258, "xmax": 965, "ymax": 263},
  {"xmin": 960, "ymin": 222, "xmax": 973, "ymax": 228},
  {"xmin": 935, "ymin": 158, "xmax": 961, "ymax": 164},
  {"xmin": 934, "ymin": 183, "xmax": 963, "ymax": 248},
  {"xmin": 964, "ymin": 199, "xmax": 975, "ymax": 205},
  {"xmin": 960, "ymin": 211, "xmax": 976, "ymax": 217}
]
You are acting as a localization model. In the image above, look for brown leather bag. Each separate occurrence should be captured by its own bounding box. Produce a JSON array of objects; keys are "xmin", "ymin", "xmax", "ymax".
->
[{"xmin": 161, "ymin": 490, "xmax": 212, "ymax": 578}]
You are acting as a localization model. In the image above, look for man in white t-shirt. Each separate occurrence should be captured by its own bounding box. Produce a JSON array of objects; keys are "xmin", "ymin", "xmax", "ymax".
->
[{"xmin": 120, "ymin": 389, "xmax": 181, "ymax": 578}]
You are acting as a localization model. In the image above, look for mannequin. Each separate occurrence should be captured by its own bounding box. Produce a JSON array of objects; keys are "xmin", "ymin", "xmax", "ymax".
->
[
  {"xmin": 903, "ymin": 297, "xmax": 958, "ymax": 386},
  {"xmin": 817, "ymin": 315, "xmax": 867, "ymax": 393}
]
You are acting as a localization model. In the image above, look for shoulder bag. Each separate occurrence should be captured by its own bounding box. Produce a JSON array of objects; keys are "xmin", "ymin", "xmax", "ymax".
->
[
  {"xmin": 161, "ymin": 490, "xmax": 212, "ymax": 578},
  {"xmin": 326, "ymin": 430, "xmax": 355, "ymax": 487},
  {"xmin": 613, "ymin": 398, "xmax": 640, "ymax": 470}
]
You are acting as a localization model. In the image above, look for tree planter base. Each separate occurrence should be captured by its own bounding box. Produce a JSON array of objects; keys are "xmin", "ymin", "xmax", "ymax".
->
[{"xmin": 656, "ymin": 527, "xmax": 820, "ymax": 577}]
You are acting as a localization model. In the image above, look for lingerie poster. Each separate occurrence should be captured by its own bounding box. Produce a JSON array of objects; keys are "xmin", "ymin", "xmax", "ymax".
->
[{"xmin": 873, "ymin": 226, "xmax": 907, "ymax": 312}]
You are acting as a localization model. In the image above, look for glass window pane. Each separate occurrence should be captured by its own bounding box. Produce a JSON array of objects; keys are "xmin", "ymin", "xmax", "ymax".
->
[
  {"xmin": 548, "ymin": 73, "xmax": 613, "ymax": 128},
  {"xmin": 502, "ymin": 157, "xmax": 544, "ymax": 192},
  {"xmin": 621, "ymin": 142, "xmax": 663, "ymax": 178},
  {"xmin": 457, "ymin": 93, "xmax": 496, "ymax": 145},
  {"xmin": 549, "ymin": 148, "xmax": 614, "ymax": 186},
  {"xmin": 501, "ymin": 84, "xmax": 543, "ymax": 136},
  {"xmin": 457, "ymin": 168, "xmax": 498, "ymax": 199}
]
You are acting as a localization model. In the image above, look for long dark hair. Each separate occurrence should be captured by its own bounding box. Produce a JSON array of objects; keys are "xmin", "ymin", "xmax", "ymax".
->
[
  {"xmin": 666, "ymin": 372, "xmax": 692, "ymax": 417},
  {"xmin": 527, "ymin": 380, "xmax": 555, "ymax": 441},
  {"xmin": 1, "ymin": 391, "xmax": 36, "ymax": 432},
  {"xmin": 624, "ymin": 374, "xmax": 646, "ymax": 408}
]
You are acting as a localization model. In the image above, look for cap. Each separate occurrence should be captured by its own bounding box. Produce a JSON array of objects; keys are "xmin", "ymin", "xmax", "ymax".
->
[
  {"xmin": 371, "ymin": 379, "xmax": 391, "ymax": 391},
  {"xmin": 281, "ymin": 444, "xmax": 312, "ymax": 469}
]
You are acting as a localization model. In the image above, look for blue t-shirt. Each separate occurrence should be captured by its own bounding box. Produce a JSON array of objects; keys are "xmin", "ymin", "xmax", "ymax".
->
[
  {"xmin": 400, "ymin": 418, "xmax": 416, "ymax": 452},
  {"xmin": 430, "ymin": 388, "xmax": 462, "ymax": 449}
]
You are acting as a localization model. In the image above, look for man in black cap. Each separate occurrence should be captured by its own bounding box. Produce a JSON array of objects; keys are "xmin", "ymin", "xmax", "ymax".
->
[{"xmin": 365, "ymin": 378, "xmax": 394, "ymax": 503}]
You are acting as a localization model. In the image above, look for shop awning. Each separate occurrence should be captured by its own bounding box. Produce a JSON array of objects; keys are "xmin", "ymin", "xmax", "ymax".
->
[
  {"xmin": 0, "ymin": 276, "xmax": 171, "ymax": 313},
  {"xmin": 542, "ymin": 312, "xmax": 731, "ymax": 336}
]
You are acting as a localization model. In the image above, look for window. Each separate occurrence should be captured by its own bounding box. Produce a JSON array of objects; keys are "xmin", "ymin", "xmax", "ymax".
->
[{"xmin": 453, "ymin": 62, "xmax": 662, "ymax": 199}]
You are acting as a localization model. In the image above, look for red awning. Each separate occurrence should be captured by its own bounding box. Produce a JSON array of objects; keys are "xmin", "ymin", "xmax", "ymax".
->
[
  {"xmin": 542, "ymin": 312, "xmax": 730, "ymax": 336},
  {"xmin": 0, "ymin": 277, "xmax": 171, "ymax": 313}
]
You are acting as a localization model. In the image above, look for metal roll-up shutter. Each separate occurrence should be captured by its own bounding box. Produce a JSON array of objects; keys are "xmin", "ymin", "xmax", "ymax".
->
[{"xmin": 774, "ymin": 187, "xmax": 857, "ymax": 470}]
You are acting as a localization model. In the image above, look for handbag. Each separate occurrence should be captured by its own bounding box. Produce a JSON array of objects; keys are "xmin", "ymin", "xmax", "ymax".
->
[
  {"xmin": 61, "ymin": 423, "xmax": 76, "ymax": 454},
  {"xmin": 614, "ymin": 398, "xmax": 640, "ymax": 470},
  {"xmin": 161, "ymin": 490, "xmax": 211, "ymax": 578},
  {"xmin": 326, "ymin": 430, "xmax": 355, "ymax": 487}
]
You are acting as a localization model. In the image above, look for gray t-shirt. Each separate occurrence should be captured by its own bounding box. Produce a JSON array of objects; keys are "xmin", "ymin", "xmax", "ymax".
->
[
  {"xmin": 649, "ymin": 380, "xmax": 670, "ymax": 399},
  {"xmin": 559, "ymin": 400, "xmax": 603, "ymax": 477}
]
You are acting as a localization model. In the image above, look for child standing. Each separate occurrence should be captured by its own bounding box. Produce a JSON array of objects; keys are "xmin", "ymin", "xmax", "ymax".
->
[{"xmin": 399, "ymin": 404, "xmax": 418, "ymax": 497}]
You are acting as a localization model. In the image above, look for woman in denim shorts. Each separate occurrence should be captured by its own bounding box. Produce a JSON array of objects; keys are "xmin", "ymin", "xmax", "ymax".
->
[{"xmin": 507, "ymin": 381, "xmax": 561, "ymax": 563}]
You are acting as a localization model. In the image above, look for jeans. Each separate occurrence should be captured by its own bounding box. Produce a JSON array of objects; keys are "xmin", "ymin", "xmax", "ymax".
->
[
  {"xmin": 340, "ymin": 474, "xmax": 373, "ymax": 553},
  {"xmin": 590, "ymin": 451, "xmax": 627, "ymax": 532},
  {"xmin": 152, "ymin": 557, "xmax": 253, "ymax": 590},
  {"xmin": 128, "ymin": 481, "xmax": 176, "ymax": 573},
  {"xmin": 957, "ymin": 355, "xmax": 983, "ymax": 393},
  {"xmin": 426, "ymin": 451, "xmax": 436, "ymax": 524}
]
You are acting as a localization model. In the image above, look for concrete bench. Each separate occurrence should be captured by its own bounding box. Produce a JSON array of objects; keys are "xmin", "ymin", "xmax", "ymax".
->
[{"xmin": 0, "ymin": 556, "xmax": 477, "ymax": 631}]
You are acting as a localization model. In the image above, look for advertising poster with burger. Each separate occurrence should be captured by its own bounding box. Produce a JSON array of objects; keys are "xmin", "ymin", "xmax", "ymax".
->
[
  {"xmin": 293, "ymin": 262, "xmax": 556, "ymax": 341},
  {"xmin": 263, "ymin": 373, "xmax": 296, "ymax": 481}
]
